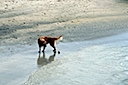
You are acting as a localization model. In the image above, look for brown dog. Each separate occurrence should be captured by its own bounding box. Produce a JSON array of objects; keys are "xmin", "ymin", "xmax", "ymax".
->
[{"xmin": 38, "ymin": 35, "xmax": 63, "ymax": 53}]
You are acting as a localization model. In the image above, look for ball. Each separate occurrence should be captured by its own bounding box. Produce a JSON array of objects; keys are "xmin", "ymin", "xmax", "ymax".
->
[{"xmin": 58, "ymin": 51, "xmax": 60, "ymax": 54}]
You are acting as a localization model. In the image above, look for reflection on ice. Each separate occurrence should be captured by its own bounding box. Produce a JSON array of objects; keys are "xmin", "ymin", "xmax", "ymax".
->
[{"xmin": 37, "ymin": 52, "xmax": 56, "ymax": 68}]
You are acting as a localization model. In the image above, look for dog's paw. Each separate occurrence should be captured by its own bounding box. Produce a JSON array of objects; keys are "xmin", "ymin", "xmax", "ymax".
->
[{"xmin": 53, "ymin": 50, "xmax": 56, "ymax": 53}]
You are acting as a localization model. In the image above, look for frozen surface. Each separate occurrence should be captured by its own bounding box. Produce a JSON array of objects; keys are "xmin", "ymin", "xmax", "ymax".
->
[
  {"xmin": 19, "ymin": 32, "xmax": 128, "ymax": 85},
  {"xmin": 1, "ymin": 32, "xmax": 128, "ymax": 85}
]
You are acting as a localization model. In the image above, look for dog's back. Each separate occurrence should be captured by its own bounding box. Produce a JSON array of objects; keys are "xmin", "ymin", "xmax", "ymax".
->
[{"xmin": 46, "ymin": 35, "xmax": 63, "ymax": 43}]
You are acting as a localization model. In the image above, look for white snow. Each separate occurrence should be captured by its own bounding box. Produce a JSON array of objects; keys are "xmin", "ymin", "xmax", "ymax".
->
[{"xmin": 0, "ymin": 0, "xmax": 128, "ymax": 85}]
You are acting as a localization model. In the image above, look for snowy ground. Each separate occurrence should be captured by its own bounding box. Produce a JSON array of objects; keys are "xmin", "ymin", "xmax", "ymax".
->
[
  {"xmin": 0, "ymin": 0, "xmax": 128, "ymax": 45},
  {"xmin": 0, "ymin": 0, "xmax": 128, "ymax": 85}
]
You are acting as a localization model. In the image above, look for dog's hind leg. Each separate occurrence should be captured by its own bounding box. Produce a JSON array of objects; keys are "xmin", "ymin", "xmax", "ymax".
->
[
  {"xmin": 50, "ymin": 41, "xmax": 56, "ymax": 53},
  {"xmin": 53, "ymin": 47, "xmax": 56, "ymax": 53}
]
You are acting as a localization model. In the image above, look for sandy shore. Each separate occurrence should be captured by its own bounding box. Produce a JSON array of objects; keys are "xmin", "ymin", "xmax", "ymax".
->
[{"xmin": 0, "ymin": 0, "xmax": 128, "ymax": 85}]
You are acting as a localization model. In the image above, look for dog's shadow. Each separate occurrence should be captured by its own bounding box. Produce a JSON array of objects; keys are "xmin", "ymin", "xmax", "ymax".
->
[{"xmin": 37, "ymin": 52, "xmax": 56, "ymax": 68}]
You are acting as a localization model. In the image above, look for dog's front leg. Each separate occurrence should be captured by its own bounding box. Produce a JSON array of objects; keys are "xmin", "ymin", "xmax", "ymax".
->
[
  {"xmin": 38, "ymin": 47, "xmax": 41, "ymax": 53},
  {"xmin": 42, "ymin": 45, "xmax": 46, "ymax": 53}
]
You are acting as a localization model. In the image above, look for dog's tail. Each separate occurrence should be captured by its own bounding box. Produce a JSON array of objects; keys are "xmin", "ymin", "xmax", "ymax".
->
[{"xmin": 56, "ymin": 35, "xmax": 63, "ymax": 41}]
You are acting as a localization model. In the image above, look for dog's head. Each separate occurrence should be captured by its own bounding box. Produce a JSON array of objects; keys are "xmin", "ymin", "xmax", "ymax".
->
[{"xmin": 40, "ymin": 38, "xmax": 47, "ymax": 44}]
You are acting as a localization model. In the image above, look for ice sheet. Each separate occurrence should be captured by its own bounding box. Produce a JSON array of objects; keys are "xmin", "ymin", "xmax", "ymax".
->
[{"xmin": 21, "ymin": 32, "xmax": 128, "ymax": 85}]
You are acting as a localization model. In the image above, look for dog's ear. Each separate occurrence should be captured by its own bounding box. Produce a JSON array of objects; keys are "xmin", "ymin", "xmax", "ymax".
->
[{"xmin": 40, "ymin": 38, "xmax": 47, "ymax": 44}]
